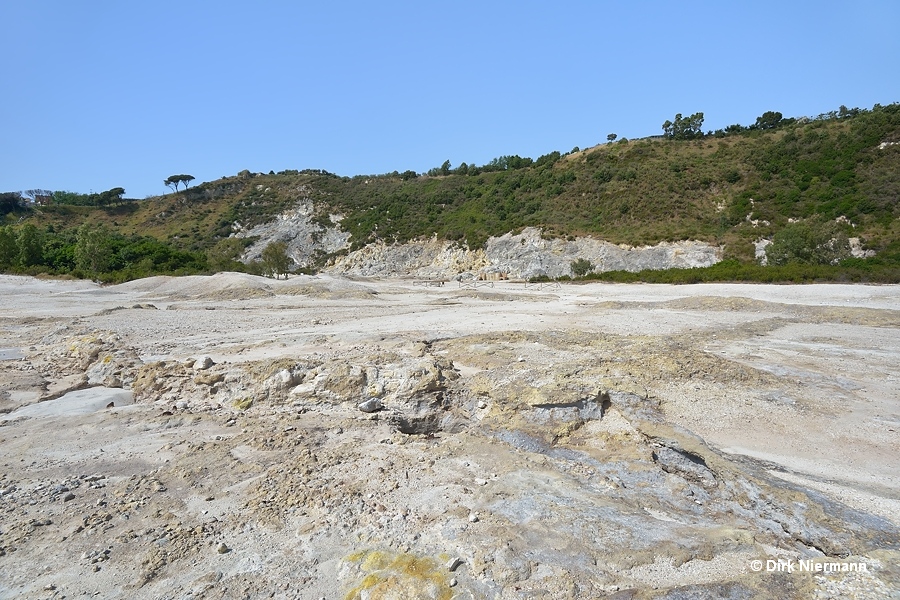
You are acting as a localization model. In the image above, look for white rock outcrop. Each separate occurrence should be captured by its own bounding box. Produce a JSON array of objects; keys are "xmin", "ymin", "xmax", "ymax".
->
[
  {"xmin": 327, "ymin": 227, "xmax": 721, "ymax": 279},
  {"xmin": 237, "ymin": 199, "xmax": 723, "ymax": 278},
  {"xmin": 237, "ymin": 198, "xmax": 351, "ymax": 269}
]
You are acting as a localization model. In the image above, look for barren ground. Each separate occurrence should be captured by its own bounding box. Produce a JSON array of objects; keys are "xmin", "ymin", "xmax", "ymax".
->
[{"xmin": 0, "ymin": 273, "xmax": 898, "ymax": 599}]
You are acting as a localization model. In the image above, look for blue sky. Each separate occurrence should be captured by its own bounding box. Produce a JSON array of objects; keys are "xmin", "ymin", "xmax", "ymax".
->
[{"xmin": 2, "ymin": 1, "xmax": 898, "ymax": 199}]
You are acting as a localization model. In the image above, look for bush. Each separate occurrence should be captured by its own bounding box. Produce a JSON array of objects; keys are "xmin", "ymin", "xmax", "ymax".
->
[
  {"xmin": 571, "ymin": 258, "xmax": 594, "ymax": 277},
  {"xmin": 765, "ymin": 220, "xmax": 850, "ymax": 265}
]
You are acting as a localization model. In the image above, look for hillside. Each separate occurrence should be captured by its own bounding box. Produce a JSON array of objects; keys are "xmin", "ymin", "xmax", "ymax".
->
[{"xmin": 2, "ymin": 102, "xmax": 899, "ymax": 282}]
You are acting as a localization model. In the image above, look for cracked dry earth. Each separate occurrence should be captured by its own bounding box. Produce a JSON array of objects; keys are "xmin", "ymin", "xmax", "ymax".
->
[{"xmin": 0, "ymin": 273, "xmax": 898, "ymax": 599}]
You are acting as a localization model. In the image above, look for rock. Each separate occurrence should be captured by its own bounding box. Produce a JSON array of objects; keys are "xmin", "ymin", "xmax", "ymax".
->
[
  {"xmin": 326, "ymin": 227, "xmax": 721, "ymax": 278},
  {"xmin": 217, "ymin": 543, "xmax": 230, "ymax": 554},
  {"xmin": 264, "ymin": 368, "xmax": 300, "ymax": 400},
  {"xmin": 469, "ymin": 513, "xmax": 479, "ymax": 523},
  {"xmin": 357, "ymin": 398, "xmax": 383, "ymax": 413},
  {"xmin": 63, "ymin": 493, "xmax": 75, "ymax": 502},
  {"xmin": 237, "ymin": 199, "xmax": 352, "ymax": 269},
  {"xmin": 448, "ymin": 557, "xmax": 463, "ymax": 572},
  {"xmin": 194, "ymin": 356, "xmax": 214, "ymax": 371}
]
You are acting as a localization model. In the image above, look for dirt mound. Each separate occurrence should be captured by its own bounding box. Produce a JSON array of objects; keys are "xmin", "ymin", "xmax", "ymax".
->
[
  {"xmin": 275, "ymin": 276, "xmax": 379, "ymax": 299},
  {"xmin": 115, "ymin": 272, "xmax": 275, "ymax": 300}
]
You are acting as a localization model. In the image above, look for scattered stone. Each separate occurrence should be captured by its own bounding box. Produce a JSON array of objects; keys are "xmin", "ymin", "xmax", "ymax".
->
[
  {"xmin": 357, "ymin": 398, "xmax": 383, "ymax": 413},
  {"xmin": 193, "ymin": 356, "xmax": 214, "ymax": 371},
  {"xmin": 447, "ymin": 557, "xmax": 463, "ymax": 572},
  {"xmin": 63, "ymin": 492, "xmax": 76, "ymax": 502},
  {"xmin": 217, "ymin": 543, "xmax": 230, "ymax": 554},
  {"xmin": 449, "ymin": 578, "xmax": 458, "ymax": 587},
  {"xmin": 468, "ymin": 513, "xmax": 479, "ymax": 523}
]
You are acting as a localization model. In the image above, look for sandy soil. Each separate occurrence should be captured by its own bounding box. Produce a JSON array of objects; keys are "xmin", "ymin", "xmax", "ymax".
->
[{"xmin": 0, "ymin": 273, "xmax": 897, "ymax": 599}]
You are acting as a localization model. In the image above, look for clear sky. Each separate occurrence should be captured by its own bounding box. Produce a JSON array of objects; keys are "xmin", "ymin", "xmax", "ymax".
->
[{"xmin": 2, "ymin": 1, "xmax": 898, "ymax": 199}]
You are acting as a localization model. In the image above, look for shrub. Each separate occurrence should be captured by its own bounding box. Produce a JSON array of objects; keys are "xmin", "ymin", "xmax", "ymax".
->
[
  {"xmin": 571, "ymin": 258, "xmax": 593, "ymax": 277},
  {"xmin": 765, "ymin": 220, "xmax": 851, "ymax": 265}
]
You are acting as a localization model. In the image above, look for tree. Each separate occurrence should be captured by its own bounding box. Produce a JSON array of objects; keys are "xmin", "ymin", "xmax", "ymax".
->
[
  {"xmin": 0, "ymin": 226, "xmax": 17, "ymax": 269},
  {"xmin": 261, "ymin": 241, "xmax": 291, "ymax": 279},
  {"xmin": 74, "ymin": 224, "xmax": 114, "ymax": 273},
  {"xmin": 838, "ymin": 105, "xmax": 860, "ymax": 119},
  {"xmin": 535, "ymin": 151, "xmax": 561, "ymax": 168},
  {"xmin": 52, "ymin": 191, "xmax": 92, "ymax": 206},
  {"xmin": 97, "ymin": 187, "xmax": 126, "ymax": 207},
  {"xmin": 207, "ymin": 238, "xmax": 246, "ymax": 273},
  {"xmin": 108, "ymin": 187, "xmax": 126, "ymax": 203},
  {"xmin": 16, "ymin": 223, "xmax": 43, "ymax": 267},
  {"xmin": 0, "ymin": 192, "xmax": 24, "ymax": 215},
  {"xmin": 662, "ymin": 112, "xmax": 705, "ymax": 140},
  {"xmin": 164, "ymin": 174, "xmax": 195, "ymax": 192},
  {"xmin": 765, "ymin": 221, "xmax": 851, "ymax": 266},
  {"xmin": 607, "ymin": 133, "xmax": 618, "ymax": 142},
  {"xmin": 753, "ymin": 111, "xmax": 783, "ymax": 130},
  {"xmin": 440, "ymin": 160, "xmax": 452, "ymax": 176}
]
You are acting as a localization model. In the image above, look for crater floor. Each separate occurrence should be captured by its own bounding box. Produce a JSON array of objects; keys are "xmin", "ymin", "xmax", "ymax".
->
[{"xmin": 1, "ymin": 274, "xmax": 898, "ymax": 599}]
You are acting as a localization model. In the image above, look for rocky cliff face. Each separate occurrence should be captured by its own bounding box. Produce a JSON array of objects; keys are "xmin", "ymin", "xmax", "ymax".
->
[
  {"xmin": 326, "ymin": 227, "xmax": 721, "ymax": 279},
  {"xmin": 236, "ymin": 200, "xmax": 723, "ymax": 278},
  {"xmin": 236, "ymin": 197, "xmax": 351, "ymax": 268},
  {"xmin": 324, "ymin": 236, "xmax": 489, "ymax": 278},
  {"xmin": 482, "ymin": 228, "xmax": 721, "ymax": 279}
]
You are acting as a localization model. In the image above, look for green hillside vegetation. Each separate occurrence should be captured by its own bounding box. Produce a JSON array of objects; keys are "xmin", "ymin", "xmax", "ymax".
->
[{"xmin": 2, "ymin": 102, "xmax": 899, "ymax": 283}]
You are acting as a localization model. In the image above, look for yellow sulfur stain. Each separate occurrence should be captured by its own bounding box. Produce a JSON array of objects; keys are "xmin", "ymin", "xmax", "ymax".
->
[
  {"xmin": 344, "ymin": 550, "xmax": 453, "ymax": 600},
  {"xmin": 233, "ymin": 397, "xmax": 253, "ymax": 410}
]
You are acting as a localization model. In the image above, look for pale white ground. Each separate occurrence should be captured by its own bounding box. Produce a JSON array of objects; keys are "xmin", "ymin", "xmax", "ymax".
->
[
  {"xmin": 1, "ymin": 273, "xmax": 898, "ymax": 599},
  {"xmin": 2, "ymin": 274, "xmax": 898, "ymax": 500}
]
